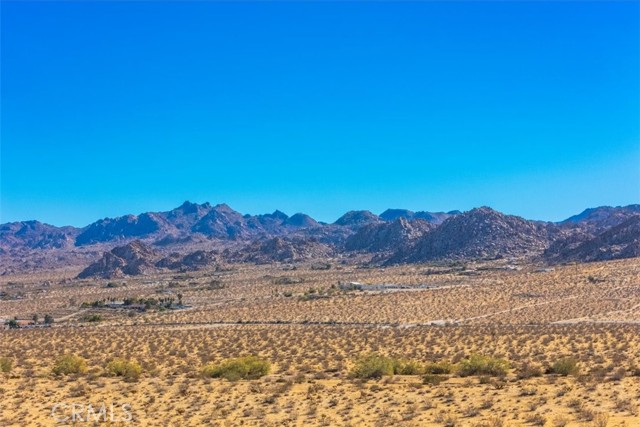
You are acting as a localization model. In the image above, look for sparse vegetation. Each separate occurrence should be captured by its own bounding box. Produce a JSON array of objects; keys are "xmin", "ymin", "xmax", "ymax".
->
[
  {"xmin": 349, "ymin": 353, "xmax": 395, "ymax": 379},
  {"xmin": 81, "ymin": 313, "xmax": 103, "ymax": 322},
  {"xmin": 202, "ymin": 356, "xmax": 271, "ymax": 381},
  {"xmin": 547, "ymin": 357, "xmax": 580, "ymax": 376},
  {"xmin": 0, "ymin": 258, "xmax": 638, "ymax": 425},
  {"xmin": 105, "ymin": 358, "xmax": 142, "ymax": 381},
  {"xmin": 424, "ymin": 361, "xmax": 454, "ymax": 375},
  {"xmin": 52, "ymin": 354, "xmax": 88, "ymax": 376},
  {"xmin": 458, "ymin": 354, "xmax": 510, "ymax": 377},
  {"xmin": 0, "ymin": 357, "xmax": 13, "ymax": 373}
]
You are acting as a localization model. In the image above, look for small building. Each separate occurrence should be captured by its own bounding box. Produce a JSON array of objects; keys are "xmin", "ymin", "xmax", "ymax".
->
[{"xmin": 338, "ymin": 282, "xmax": 410, "ymax": 292}]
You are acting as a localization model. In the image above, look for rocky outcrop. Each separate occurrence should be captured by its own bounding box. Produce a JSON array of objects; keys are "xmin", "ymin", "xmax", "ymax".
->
[
  {"xmin": 334, "ymin": 211, "xmax": 381, "ymax": 227},
  {"xmin": 388, "ymin": 207, "xmax": 551, "ymax": 263},
  {"xmin": 560, "ymin": 205, "xmax": 640, "ymax": 233},
  {"xmin": 156, "ymin": 250, "xmax": 220, "ymax": 271},
  {"xmin": 379, "ymin": 209, "xmax": 459, "ymax": 225},
  {"xmin": 76, "ymin": 213, "xmax": 167, "ymax": 246},
  {"xmin": 546, "ymin": 215, "xmax": 640, "ymax": 263},
  {"xmin": 227, "ymin": 237, "xmax": 333, "ymax": 264},
  {"xmin": 191, "ymin": 204, "xmax": 252, "ymax": 239},
  {"xmin": 283, "ymin": 213, "xmax": 320, "ymax": 228},
  {"xmin": 345, "ymin": 217, "xmax": 434, "ymax": 252},
  {"xmin": 77, "ymin": 241, "xmax": 158, "ymax": 279},
  {"xmin": 0, "ymin": 221, "xmax": 77, "ymax": 250}
]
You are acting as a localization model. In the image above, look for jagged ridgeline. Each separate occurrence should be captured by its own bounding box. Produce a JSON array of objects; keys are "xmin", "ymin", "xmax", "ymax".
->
[{"xmin": 1, "ymin": 202, "xmax": 638, "ymax": 277}]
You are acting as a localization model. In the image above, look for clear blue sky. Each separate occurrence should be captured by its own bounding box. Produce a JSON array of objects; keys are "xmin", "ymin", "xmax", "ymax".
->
[{"xmin": 1, "ymin": 1, "xmax": 639, "ymax": 227}]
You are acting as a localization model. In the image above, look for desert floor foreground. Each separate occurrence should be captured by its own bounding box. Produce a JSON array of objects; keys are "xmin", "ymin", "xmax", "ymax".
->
[{"xmin": 1, "ymin": 258, "xmax": 639, "ymax": 426}]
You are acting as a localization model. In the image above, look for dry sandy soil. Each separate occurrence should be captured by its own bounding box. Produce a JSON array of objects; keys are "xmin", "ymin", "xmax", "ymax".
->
[{"xmin": 1, "ymin": 258, "xmax": 639, "ymax": 426}]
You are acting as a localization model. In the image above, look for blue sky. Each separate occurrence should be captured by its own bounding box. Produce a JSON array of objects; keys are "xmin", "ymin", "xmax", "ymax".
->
[{"xmin": 1, "ymin": 1, "xmax": 638, "ymax": 226}]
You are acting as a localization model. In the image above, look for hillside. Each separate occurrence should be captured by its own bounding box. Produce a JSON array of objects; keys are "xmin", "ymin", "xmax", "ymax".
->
[{"xmin": 388, "ymin": 207, "xmax": 551, "ymax": 263}]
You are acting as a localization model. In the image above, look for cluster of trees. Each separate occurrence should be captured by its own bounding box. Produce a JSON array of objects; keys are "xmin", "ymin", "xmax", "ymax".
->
[
  {"xmin": 81, "ymin": 294, "xmax": 184, "ymax": 310},
  {"xmin": 4, "ymin": 314, "xmax": 54, "ymax": 329}
]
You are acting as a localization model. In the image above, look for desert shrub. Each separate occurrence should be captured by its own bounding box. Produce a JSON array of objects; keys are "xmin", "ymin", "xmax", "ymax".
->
[
  {"xmin": 392, "ymin": 359, "xmax": 424, "ymax": 375},
  {"xmin": 552, "ymin": 415, "xmax": 569, "ymax": 427},
  {"xmin": 81, "ymin": 314, "xmax": 103, "ymax": 322},
  {"xmin": 349, "ymin": 353, "xmax": 395, "ymax": 379},
  {"xmin": 593, "ymin": 413, "xmax": 609, "ymax": 427},
  {"xmin": 610, "ymin": 367, "xmax": 626, "ymax": 381},
  {"xmin": 422, "ymin": 374, "xmax": 445, "ymax": 385},
  {"xmin": 434, "ymin": 411, "xmax": 458, "ymax": 427},
  {"xmin": 458, "ymin": 354, "xmax": 510, "ymax": 377},
  {"xmin": 485, "ymin": 416, "xmax": 504, "ymax": 427},
  {"xmin": 525, "ymin": 414, "xmax": 546, "ymax": 426},
  {"xmin": 0, "ymin": 357, "xmax": 13, "ymax": 373},
  {"xmin": 105, "ymin": 358, "xmax": 142, "ymax": 381},
  {"xmin": 548, "ymin": 357, "xmax": 580, "ymax": 376},
  {"xmin": 52, "ymin": 354, "xmax": 88, "ymax": 376},
  {"xmin": 517, "ymin": 362, "xmax": 543, "ymax": 379},
  {"xmin": 202, "ymin": 356, "xmax": 270, "ymax": 381},
  {"xmin": 424, "ymin": 361, "xmax": 453, "ymax": 375}
]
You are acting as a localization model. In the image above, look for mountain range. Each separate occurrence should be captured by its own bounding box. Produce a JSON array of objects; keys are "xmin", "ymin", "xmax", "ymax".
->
[{"xmin": 1, "ymin": 202, "xmax": 638, "ymax": 277}]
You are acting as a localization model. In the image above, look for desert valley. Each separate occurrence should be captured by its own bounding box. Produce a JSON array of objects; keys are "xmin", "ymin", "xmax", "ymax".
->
[{"xmin": 0, "ymin": 203, "xmax": 639, "ymax": 426}]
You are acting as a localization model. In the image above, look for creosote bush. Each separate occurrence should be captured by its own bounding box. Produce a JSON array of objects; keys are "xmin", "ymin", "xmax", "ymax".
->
[
  {"xmin": 424, "ymin": 361, "xmax": 454, "ymax": 375},
  {"xmin": 52, "ymin": 354, "xmax": 88, "ymax": 376},
  {"xmin": 422, "ymin": 374, "xmax": 446, "ymax": 385},
  {"xmin": 350, "ymin": 354, "xmax": 453, "ymax": 379},
  {"xmin": 392, "ymin": 359, "xmax": 424, "ymax": 375},
  {"xmin": 548, "ymin": 357, "xmax": 580, "ymax": 376},
  {"xmin": 0, "ymin": 357, "xmax": 13, "ymax": 373},
  {"xmin": 517, "ymin": 362, "xmax": 544, "ymax": 379},
  {"xmin": 458, "ymin": 354, "xmax": 510, "ymax": 377},
  {"xmin": 202, "ymin": 356, "xmax": 270, "ymax": 381},
  {"xmin": 350, "ymin": 354, "xmax": 460, "ymax": 379},
  {"xmin": 106, "ymin": 358, "xmax": 142, "ymax": 381},
  {"xmin": 350, "ymin": 353, "xmax": 396, "ymax": 379}
]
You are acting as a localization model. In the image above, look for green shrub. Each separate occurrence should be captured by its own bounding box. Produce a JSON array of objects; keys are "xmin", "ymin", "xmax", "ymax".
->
[
  {"xmin": 52, "ymin": 354, "xmax": 87, "ymax": 376},
  {"xmin": 0, "ymin": 357, "xmax": 13, "ymax": 373},
  {"xmin": 106, "ymin": 358, "xmax": 142, "ymax": 381},
  {"xmin": 458, "ymin": 354, "xmax": 510, "ymax": 377},
  {"xmin": 392, "ymin": 359, "xmax": 424, "ymax": 375},
  {"xmin": 349, "ymin": 353, "xmax": 395, "ymax": 379},
  {"xmin": 424, "ymin": 361, "xmax": 454, "ymax": 375},
  {"xmin": 81, "ymin": 314, "xmax": 103, "ymax": 322},
  {"xmin": 548, "ymin": 357, "xmax": 580, "ymax": 376},
  {"xmin": 202, "ymin": 356, "xmax": 270, "ymax": 381}
]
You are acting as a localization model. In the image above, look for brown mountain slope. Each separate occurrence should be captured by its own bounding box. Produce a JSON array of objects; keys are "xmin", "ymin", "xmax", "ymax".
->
[
  {"xmin": 77, "ymin": 240, "xmax": 159, "ymax": 279},
  {"xmin": 546, "ymin": 215, "xmax": 640, "ymax": 263},
  {"xmin": 345, "ymin": 217, "xmax": 434, "ymax": 253},
  {"xmin": 388, "ymin": 207, "xmax": 551, "ymax": 263}
]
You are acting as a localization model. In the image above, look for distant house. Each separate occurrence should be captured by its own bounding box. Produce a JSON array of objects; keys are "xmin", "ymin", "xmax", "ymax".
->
[
  {"xmin": 15, "ymin": 319, "xmax": 33, "ymax": 327},
  {"xmin": 339, "ymin": 281, "xmax": 365, "ymax": 291},
  {"xmin": 338, "ymin": 282, "xmax": 410, "ymax": 292}
]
